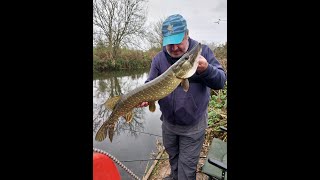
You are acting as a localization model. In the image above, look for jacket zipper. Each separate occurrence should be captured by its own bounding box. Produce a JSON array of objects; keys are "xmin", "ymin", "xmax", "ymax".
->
[{"xmin": 172, "ymin": 89, "xmax": 176, "ymax": 125}]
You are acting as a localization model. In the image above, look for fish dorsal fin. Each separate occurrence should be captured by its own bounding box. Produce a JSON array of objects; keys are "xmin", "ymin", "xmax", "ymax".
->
[
  {"xmin": 105, "ymin": 96, "xmax": 121, "ymax": 110},
  {"xmin": 181, "ymin": 79, "xmax": 190, "ymax": 92},
  {"xmin": 123, "ymin": 111, "xmax": 134, "ymax": 123}
]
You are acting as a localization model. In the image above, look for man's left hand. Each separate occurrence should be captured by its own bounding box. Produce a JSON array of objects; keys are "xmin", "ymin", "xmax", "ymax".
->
[{"xmin": 197, "ymin": 55, "xmax": 208, "ymax": 74}]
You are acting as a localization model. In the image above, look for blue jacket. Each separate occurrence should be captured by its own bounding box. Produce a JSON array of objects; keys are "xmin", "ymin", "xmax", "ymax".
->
[{"xmin": 146, "ymin": 38, "xmax": 226, "ymax": 126}]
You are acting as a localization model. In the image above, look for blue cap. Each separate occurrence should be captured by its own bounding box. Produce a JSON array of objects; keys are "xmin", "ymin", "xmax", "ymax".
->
[{"xmin": 162, "ymin": 14, "xmax": 187, "ymax": 46}]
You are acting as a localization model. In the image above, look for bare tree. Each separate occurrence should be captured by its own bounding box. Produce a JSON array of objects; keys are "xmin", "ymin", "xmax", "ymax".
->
[
  {"xmin": 93, "ymin": 0, "xmax": 148, "ymax": 57},
  {"xmin": 146, "ymin": 17, "xmax": 165, "ymax": 49}
]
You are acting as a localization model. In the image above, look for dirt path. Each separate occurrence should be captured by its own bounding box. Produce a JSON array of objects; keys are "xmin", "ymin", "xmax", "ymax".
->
[
  {"xmin": 146, "ymin": 146, "xmax": 209, "ymax": 180},
  {"xmin": 145, "ymin": 128, "xmax": 222, "ymax": 180}
]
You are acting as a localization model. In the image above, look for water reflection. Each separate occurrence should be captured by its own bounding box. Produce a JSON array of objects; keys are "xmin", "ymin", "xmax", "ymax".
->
[
  {"xmin": 93, "ymin": 69, "xmax": 149, "ymax": 141},
  {"xmin": 93, "ymin": 68, "xmax": 163, "ymax": 179}
]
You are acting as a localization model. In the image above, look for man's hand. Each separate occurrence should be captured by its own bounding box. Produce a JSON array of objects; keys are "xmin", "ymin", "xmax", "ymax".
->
[
  {"xmin": 137, "ymin": 102, "xmax": 149, "ymax": 107},
  {"xmin": 196, "ymin": 55, "xmax": 208, "ymax": 74}
]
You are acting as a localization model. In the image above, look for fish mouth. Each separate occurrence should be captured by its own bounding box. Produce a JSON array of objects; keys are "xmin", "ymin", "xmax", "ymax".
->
[
  {"xmin": 190, "ymin": 42, "xmax": 201, "ymax": 52},
  {"xmin": 189, "ymin": 43, "xmax": 202, "ymax": 61},
  {"xmin": 173, "ymin": 43, "xmax": 202, "ymax": 79}
]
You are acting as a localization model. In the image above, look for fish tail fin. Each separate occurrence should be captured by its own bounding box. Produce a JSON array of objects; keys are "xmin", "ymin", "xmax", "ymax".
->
[
  {"xmin": 95, "ymin": 125, "xmax": 108, "ymax": 142},
  {"xmin": 95, "ymin": 123, "xmax": 115, "ymax": 142},
  {"xmin": 108, "ymin": 124, "xmax": 115, "ymax": 142}
]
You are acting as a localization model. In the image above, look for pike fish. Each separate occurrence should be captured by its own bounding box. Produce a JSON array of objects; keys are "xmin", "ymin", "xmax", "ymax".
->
[{"xmin": 95, "ymin": 43, "xmax": 202, "ymax": 142}]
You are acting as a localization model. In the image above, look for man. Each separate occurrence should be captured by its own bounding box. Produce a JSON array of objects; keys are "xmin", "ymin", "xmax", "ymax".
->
[{"xmin": 140, "ymin": 14, "xmax": 226, "ymax": 180}]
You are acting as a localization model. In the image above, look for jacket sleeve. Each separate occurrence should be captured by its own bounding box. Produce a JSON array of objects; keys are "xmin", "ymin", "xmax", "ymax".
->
[
  {"xmin": 197, "ymin": 45, "xmax": 227, "ymax": 90},
  {"xmin": 145, "ymin": 54, "xmax": 160, "ymax": 83}
]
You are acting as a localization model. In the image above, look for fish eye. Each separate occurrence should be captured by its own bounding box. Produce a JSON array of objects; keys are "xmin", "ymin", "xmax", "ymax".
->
[{"xmin": 184, "ymin": 56, "xmax": 189, "ymax": 60}]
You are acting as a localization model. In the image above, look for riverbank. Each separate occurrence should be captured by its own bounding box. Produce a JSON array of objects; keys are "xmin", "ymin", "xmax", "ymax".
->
[{"xmin": 93, "ymin": 42, "xmax": 226, "ymax": 73}]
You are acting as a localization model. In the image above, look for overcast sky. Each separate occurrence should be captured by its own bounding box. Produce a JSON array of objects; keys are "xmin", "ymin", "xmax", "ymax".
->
[{"xmin": 146, "ymin": 0, "xmax": 227, "ymax": 44}]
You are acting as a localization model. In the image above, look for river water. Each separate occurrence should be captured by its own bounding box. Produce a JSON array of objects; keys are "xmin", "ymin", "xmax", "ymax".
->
[{"xmin": 93, "ymin": 69, "xmax": 163, "ymax": 179}]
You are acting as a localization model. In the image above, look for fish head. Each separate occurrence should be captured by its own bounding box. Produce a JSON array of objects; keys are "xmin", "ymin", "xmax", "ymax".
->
[{"xmin": 172, "ymin": 42, "xmax": 202, "ymax": 79}]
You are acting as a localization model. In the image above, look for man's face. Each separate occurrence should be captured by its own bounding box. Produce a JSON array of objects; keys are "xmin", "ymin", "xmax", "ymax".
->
[{"xmin": 165, "ymin": 33, "xmax": 189, "ymax": 58}]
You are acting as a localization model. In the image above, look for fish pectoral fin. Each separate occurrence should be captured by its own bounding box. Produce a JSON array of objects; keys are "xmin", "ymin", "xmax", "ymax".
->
[
  {"xmin": 181, "ymin": 79, "xmax": 190, "ymax": 92},
  {"xmin": 148, "ymin": 101, "xmax": 156, "ymax": 112},
  {"xmin": 123, "ymin": 111, "xmax": 134, "ymax": 123},
  {"xmin": 105, "ymin": 96, "xmax": 121, "ymax": 110}
]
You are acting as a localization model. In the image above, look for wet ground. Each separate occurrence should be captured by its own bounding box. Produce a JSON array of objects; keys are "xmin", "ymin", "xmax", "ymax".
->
[{"xmin": 147, "ymin": 151, "xmax": 209, "ymax": 180}]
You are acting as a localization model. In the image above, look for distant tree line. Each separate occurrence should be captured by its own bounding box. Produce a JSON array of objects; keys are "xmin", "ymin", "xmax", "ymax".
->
[{"xmin": 93, "ymin": 0, "xmax": 226, "ymax": 72}]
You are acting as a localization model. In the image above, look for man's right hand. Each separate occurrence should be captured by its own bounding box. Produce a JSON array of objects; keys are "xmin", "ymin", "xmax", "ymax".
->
[{"xmin": 137, "ymin": 102, "xmax": 149, "ymax": 107}]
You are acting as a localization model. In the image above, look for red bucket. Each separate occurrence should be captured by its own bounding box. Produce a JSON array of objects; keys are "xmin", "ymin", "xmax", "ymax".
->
[{"xmin": 93, "ymin": 152, "xmax": 121, "ymax": 180}]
